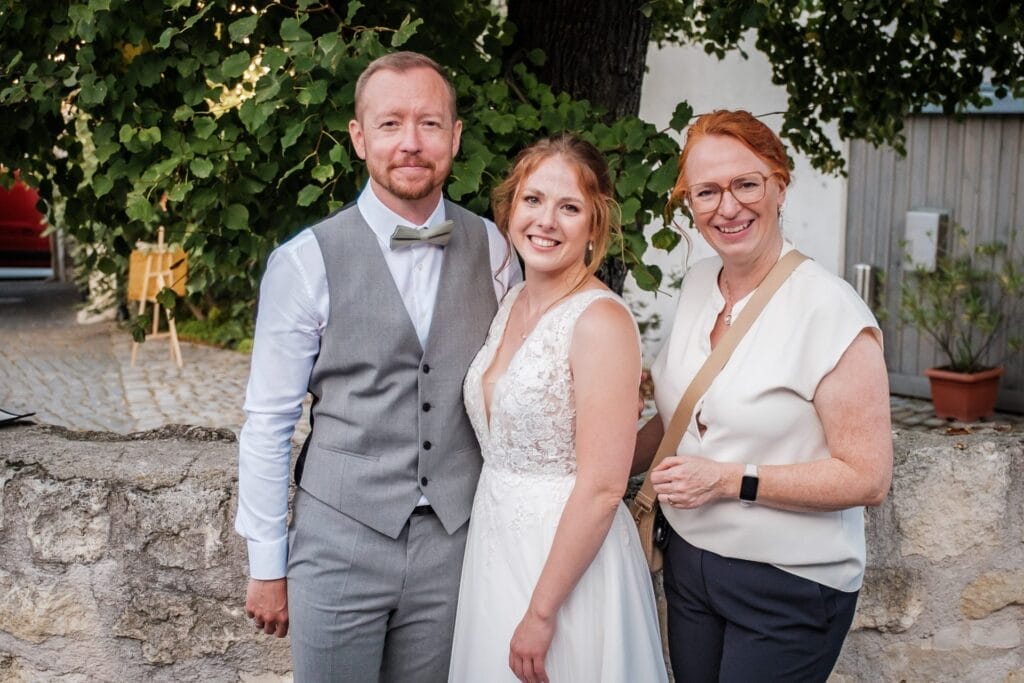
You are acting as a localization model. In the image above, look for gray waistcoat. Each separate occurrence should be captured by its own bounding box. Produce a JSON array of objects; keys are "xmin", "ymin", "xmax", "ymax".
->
[{"xmin": 298, "ymin": 200, "xmax": 499, "ymax": 539}]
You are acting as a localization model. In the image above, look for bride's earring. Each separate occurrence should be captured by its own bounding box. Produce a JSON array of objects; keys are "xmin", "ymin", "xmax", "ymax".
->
[{"xmin": 584, "ymin": 240, "xmax": 594, "ymax": 265}]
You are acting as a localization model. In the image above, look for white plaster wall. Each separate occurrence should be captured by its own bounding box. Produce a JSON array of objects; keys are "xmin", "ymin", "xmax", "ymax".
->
[{"xmin": 631, "ymin": 36, "xmax": 849, "ymax": 357}]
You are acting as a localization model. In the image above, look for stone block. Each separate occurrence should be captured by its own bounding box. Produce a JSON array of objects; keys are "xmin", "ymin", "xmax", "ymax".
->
[
  {"xmin": 931, "ymin": 615, "xmax": 1021, "ymax": 650},
  {"xmin": 113, "ymin": 591, "xmax": 251, "ymax": 664},
  {"xmin": 882, "ymin": 641, "xmax": 1020, "ymax": 682},
  {"xmin": 851, "ymin": 566, "xmax": 924, "ymax": 633},
  {"xmin": 20, "ymin": 477, "xmax": 110, "ymax": 563},
  {"xmin": 0, "ymin": 568, "xmax": 95, "ymax": 643},
  {"xmin": 119, "ymin": 485, "xmax": 232, "ymax": 570},
  {"xmin": 0, "ymin": 652, "xmax": 66, "ymax": 683},
  {"xmin": 893, "ymin": 441, "xmax": 1009, "ymax": 561},
  {"xmin": 961, "ymin": 571, "xmax": 1024, "ymax": 619}
]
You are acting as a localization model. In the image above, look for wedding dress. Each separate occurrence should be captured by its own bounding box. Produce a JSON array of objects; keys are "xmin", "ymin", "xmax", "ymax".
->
[{"xmin": 449, "ymin": 283, "xmax": 667, "ymax": 682}]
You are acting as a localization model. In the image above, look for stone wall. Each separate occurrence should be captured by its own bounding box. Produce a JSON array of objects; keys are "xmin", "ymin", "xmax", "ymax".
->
[
  {"xmin": 834, "ymin": 430, "xmax": 1024, "ymax": 682},
  {"xmin": 0, "ymin": 425, "xmax": 290, "ymax": 682},
  {"xmin": 1, "ymin": 424, "xmax": 1022, "ymax": 681}
]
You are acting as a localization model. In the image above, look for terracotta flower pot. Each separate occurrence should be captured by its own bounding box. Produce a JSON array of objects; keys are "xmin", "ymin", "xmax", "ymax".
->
[{"xmin": 924, "ymin": 366, "xmax": 1004, "ymax": 422}]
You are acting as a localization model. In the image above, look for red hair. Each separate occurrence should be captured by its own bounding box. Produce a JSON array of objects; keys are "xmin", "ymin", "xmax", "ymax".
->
[
  {"xmin": 492, "ymin": 133, "xmax": 619, "ymax": 286},
  {"xmin": 669, "ymin": 110, "xmax": 792, "ymax": 211}
]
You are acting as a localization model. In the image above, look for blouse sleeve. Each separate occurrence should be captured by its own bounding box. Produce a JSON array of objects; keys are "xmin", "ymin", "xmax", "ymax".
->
[{"xmin": 786, "ymin": 268, "xmax": 882, "ymax": 400}]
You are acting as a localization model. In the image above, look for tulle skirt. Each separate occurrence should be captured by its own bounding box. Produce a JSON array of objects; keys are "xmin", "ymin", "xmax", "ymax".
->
[{"xmin": 448, "ymin": 466, "xmax": 668, "ymax": 682}]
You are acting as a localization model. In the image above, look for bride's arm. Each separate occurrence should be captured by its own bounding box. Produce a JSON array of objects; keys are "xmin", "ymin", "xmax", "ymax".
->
[{"xmin": 508, "ymin": 298, "xmax": 642, "ymax": 683}]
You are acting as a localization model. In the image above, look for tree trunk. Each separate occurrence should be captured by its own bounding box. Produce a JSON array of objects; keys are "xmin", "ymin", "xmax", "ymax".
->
[
  {"xmin": 595, "ymin": 256, "xmax": 628, "ymax": 296},
  {"xmin": 506, "ymin": 0, "xmax": 653, "ymax": 121}
]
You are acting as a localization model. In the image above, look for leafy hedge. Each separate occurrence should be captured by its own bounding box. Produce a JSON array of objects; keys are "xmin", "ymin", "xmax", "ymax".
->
[{"xmin": 0, "ymin": 0, "xmax": 688, "ymax": 338}]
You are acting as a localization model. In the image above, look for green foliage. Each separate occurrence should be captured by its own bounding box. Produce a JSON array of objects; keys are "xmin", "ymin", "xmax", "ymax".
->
[
  {"xmin": 0, "ymin": 0, "xmax": 685, "ymax": 336},
  {"xmin": 900, "ymin": 231, "xmax": 1024, "ymax": 373},
  {"xmin": 176, "ymin": 305, "xmax": 254, "ymax": 350},
  {"xmin": 7, "ymin": 0, "xmax": 1019, "ymax": 337},
  {"xmin": 455, "ymin": 61, "xmax": 687, "ymax": 292},
  {"xmin": 647, "ymin": 0, "xmax": 1024, "ymax": 174}
]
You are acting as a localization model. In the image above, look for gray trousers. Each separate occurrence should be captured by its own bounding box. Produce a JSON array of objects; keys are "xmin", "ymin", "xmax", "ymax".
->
[{"xmin": 287, "ymin": 489, "xmax": 468, "ymax": 683}]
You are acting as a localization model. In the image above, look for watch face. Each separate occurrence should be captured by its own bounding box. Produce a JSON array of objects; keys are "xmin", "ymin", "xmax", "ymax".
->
[{"xmin": 740, "ymin": 474, "xmax": 759, "ymax": 502}]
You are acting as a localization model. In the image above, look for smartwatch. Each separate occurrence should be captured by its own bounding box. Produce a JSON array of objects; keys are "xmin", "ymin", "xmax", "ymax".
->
[{"xmin": 739, "ymin": 463, "xmax": 759, "ymax": 505}]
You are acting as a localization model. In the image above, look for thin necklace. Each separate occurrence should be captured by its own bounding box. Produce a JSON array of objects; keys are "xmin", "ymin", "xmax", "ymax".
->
[
  {"xmin": 517, "ymin": 287, "xmax": 565, "ymax": 340},
  {"xmin": 518, "ymin": 291, "xmax": 543, "ymax": 340},
  {"xmin": 517, "ymin": 270, "xmax": 590, "ymax": 340},
  {"xmin": 720, "ymin": 273, "xmax": 735, "ymax": 327}
]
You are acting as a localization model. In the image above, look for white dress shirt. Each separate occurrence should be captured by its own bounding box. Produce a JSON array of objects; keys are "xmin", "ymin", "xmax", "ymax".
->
[{"xmin": 235, "ymin": 185, "xmax": 521, "ymax": 579}]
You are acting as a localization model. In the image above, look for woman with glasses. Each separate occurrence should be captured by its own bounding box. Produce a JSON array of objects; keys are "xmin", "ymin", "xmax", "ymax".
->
[{"xmin": 634, "ymin": 110, "xmax": 893, "ymax": 682}]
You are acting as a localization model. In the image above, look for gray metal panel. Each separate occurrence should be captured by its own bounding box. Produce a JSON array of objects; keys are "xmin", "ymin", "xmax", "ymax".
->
[{"xmin": 846, "ymin": 115, "xmax": 1024, "ymax": 413}]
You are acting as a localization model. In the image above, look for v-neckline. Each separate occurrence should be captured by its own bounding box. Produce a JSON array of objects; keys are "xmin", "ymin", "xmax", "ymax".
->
[
  {"xmin": 478, "ymin": 285, "xmax": 607, "ymax": 434},
  {"xmin": 480, "ymin": 285, "xmax": 530, "ymax": 433}
]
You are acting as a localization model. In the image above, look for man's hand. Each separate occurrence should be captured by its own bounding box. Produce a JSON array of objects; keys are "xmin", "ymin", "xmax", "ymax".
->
[{"xmin": 245, "ymin": 577, "xmax": 289, "ymax": 637}]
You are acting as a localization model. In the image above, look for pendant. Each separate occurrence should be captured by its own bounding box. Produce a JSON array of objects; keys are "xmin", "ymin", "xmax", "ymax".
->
[{"xmin": 725, "ymin": 312, "xmax": 733, "ymax": 327}]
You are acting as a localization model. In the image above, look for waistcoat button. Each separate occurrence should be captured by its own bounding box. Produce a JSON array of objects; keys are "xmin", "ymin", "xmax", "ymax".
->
[
  {"xmin": 423, "ymin": 441, "xmax": 432, "ymax": 450},
  {"xmin": 422, "ymin": 402, "xmax": 431, "ymax": 412},
  {"xmin": 420, "ymin": 476, "xmax": 429, "ymax": 486},
  {"xmin": 422, "ymin": 364, "xmax": 431, "ymax": 374}
]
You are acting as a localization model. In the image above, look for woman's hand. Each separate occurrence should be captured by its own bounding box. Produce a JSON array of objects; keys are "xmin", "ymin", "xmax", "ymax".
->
[
  {"xmin": 509, "ymin": 609, "xmax": 556, "ymax": 683},
  {"xmin": 651, "ymin": 455, "xmax": 739, "ymax": 509}
]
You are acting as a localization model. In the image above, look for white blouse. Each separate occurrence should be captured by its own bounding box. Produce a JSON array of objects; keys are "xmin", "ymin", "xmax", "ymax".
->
[{"xmin": 651, "ymin": 243, "xmax": 881, "ymax": 591}]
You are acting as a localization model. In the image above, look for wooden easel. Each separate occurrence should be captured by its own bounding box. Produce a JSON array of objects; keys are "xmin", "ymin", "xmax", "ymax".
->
[{"xmin": 130, "ymin": 227, "xmax": 183, "ymax": 368}]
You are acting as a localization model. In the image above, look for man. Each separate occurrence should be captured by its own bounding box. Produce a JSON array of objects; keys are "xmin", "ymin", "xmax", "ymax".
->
[{"xmin": 235, "ymin": 51, "xmax": 519, "ymax": 681}]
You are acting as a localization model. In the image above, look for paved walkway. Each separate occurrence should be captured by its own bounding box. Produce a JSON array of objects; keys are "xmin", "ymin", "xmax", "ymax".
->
[
  {"xmin": 1, "ymin": 280, "xmax": 1020, "ymax": 438},
  {"xmin": 0, "ymin": 280, "xmax": 309, "ymax": 441}
]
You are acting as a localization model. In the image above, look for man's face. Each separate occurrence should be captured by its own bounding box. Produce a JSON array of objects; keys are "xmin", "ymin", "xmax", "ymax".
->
[{"xmin": 349, "ymin": 67, "xmax": 462, "ymax": 219}]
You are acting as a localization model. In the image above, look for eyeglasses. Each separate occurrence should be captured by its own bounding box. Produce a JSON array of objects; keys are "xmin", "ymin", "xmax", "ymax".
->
[{"xmin": 684, "ymin": 171, "xmax": 779, "ymax": 215}]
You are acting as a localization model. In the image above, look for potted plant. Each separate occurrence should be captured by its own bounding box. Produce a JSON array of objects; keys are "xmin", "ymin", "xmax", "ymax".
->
[{"xmin": 899, "ymin": 230, "xmax": 1023, "ymax": 421}]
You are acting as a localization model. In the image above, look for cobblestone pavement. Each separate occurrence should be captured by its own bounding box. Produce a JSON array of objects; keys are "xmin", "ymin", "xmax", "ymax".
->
[
  {"xmin": 0, "ymin": 280, "xmax": 310, "ymax": 443},
  {"xmin": 888, "ymin": 395, "xmax": 1021, "ymax": 435},
  {"xmin": 1, "ymin": 280, "xmax": 1020, "ymax": 438}
]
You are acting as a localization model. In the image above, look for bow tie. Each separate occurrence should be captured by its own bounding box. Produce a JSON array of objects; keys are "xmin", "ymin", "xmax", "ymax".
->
[{"xmin": 389, "ymin": 220, "xmax": 454, "ymax": 250}]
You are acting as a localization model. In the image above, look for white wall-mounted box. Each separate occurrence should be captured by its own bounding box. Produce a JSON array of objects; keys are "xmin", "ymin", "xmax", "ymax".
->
[{"xmin": 904, "ymin": 209, "xmax": 950, "ymax": 271}]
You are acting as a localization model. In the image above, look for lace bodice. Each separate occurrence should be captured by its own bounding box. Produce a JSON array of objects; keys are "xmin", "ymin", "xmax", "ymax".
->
[{"xmin": 464, "ymin": 283, "xmax": 633, "ymax": 479}]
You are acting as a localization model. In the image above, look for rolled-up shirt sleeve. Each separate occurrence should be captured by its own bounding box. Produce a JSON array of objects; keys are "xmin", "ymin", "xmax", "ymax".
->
[{"xmin": 235, "ymin": 234, "xmax": 325, "ymax": 579}]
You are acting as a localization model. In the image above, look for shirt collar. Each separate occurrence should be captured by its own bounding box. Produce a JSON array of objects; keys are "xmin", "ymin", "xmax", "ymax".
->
[{"xmin": 356, "ymin": 183, "xmax": 447, "ymax": 246}]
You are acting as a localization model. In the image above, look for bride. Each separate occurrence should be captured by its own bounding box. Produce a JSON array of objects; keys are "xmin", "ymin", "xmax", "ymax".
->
[{"xmin": 448, "ymin": 134, "xmax": 667, "ymax": 683}]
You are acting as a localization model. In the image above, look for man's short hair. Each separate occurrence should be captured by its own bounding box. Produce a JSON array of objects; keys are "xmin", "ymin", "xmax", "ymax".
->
[{"xmin": 354, "ymin": 51, "xmax": 458, "ymax": 121}]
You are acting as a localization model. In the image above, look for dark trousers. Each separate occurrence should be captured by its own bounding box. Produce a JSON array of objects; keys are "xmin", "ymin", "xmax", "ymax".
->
[{"xmin": 663, "ymin": 530, "xmax": 858, "ymax": 683}]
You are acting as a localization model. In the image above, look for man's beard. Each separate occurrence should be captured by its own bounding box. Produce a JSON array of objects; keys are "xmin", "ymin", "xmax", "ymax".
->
[{"xmin": 380, "ymin": 159, "xmax": 444, "ymax": 201}]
